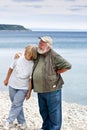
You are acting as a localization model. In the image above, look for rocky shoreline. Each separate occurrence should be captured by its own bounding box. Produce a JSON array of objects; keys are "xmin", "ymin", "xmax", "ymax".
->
[{"xmin": 0, "ymin": 91, "xmax": 87, "ymax": 130}]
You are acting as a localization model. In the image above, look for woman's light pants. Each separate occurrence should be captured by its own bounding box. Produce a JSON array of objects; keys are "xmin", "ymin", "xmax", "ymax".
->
[{"xmin": 7, "ymin": 86, "xmax": 27, "ymax": 124}]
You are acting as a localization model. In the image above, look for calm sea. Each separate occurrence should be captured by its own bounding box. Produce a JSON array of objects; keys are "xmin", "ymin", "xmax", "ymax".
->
[{"xmin": 0, "ymin": 31, "xmax": 87, "ymax": 105}]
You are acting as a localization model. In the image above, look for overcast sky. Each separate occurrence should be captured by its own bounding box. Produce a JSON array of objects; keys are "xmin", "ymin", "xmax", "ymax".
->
[{"xmin": 0, "ymin": 0, "xmax": 87, "ymax": 31}]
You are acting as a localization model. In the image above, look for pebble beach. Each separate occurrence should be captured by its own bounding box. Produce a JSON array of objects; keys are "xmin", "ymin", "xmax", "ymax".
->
[{"xmin": 0, "ymin": 91, "xmax": 87, "ymax": 130}]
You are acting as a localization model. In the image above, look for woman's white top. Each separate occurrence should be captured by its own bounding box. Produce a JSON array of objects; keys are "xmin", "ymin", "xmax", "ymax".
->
[{"xmin": 9, "ymin": 56, "xmax": 34, "ymax": 90}]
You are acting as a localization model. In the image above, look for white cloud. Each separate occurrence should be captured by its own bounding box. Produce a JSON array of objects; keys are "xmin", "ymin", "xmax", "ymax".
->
[
  {"xmin": 15, "ymin": 0, "xmax": 42, "ymax": 1},
  {"xmin": 0, "ymin": 0, "xmax": 87, "ymax": 30}
]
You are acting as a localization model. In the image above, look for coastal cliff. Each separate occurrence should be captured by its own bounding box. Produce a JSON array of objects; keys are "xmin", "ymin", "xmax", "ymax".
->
[{"xmin": 0, "ymin": 24, "xmax": 31, "ymax": 31}]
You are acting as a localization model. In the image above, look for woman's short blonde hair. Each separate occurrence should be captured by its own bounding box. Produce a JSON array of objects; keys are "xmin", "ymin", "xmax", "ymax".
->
[{"xmin": 25, "ymin": 45, "xmax": 37, "ymax": 60}]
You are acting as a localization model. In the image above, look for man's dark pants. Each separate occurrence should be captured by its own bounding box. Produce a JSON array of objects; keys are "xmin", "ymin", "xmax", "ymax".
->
[{"xmin": 38, "ymin": 89, "xmax": 62, "ymax": 130}]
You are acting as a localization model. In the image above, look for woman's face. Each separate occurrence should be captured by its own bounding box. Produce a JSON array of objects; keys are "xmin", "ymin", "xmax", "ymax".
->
[{"xmin": 24, "ymin": 49, "xmax": 32, "ymax": 60}]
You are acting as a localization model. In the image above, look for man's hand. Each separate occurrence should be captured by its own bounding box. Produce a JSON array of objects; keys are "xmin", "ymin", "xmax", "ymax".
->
[
  {"xmin": 14, "ymin": 52, "xmax": 22, "ymax": 59},
  {"xmin": 57, "ymin": 68, "xmax": 68, "ymax": 74}
]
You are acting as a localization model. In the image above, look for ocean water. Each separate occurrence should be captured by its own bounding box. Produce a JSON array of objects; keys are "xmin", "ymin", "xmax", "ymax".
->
[{"xmin": 0, "ymin": 31, "xmax": 87, "ymax": 105}]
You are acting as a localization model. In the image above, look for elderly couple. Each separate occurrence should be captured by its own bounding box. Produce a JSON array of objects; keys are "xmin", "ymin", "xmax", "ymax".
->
[{"xmin": 4, "ymin": 36, "xmax": 71, "ymax": 130}]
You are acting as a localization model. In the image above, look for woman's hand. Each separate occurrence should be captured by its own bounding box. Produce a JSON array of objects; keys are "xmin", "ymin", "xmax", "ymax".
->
[
  {"xmin": 26, "ymin": 91, "xmax": 31, "ymax": 100},
  {"xmin": 4, "ymin": 79, "xmax": 8, "ymax": 86}
]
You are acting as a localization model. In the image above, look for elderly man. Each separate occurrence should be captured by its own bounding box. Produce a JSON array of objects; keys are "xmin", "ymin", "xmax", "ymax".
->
[
  {"xmin": 15, "ymin": 36, "xmax": 71, "ymax": 130},
  {"xmin": 32, "ymin": 36, "xmax": 72, "ymax": 130}
]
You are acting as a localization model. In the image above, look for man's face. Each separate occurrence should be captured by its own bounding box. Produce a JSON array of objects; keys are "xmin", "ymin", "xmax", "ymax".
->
[
  {"xmin": 39, "ymin": 40, "xmax": 47, "ymax": 51},
  {"xmin": 37, "ymin": 40, "xmax": 49, "ymax": 54}
]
